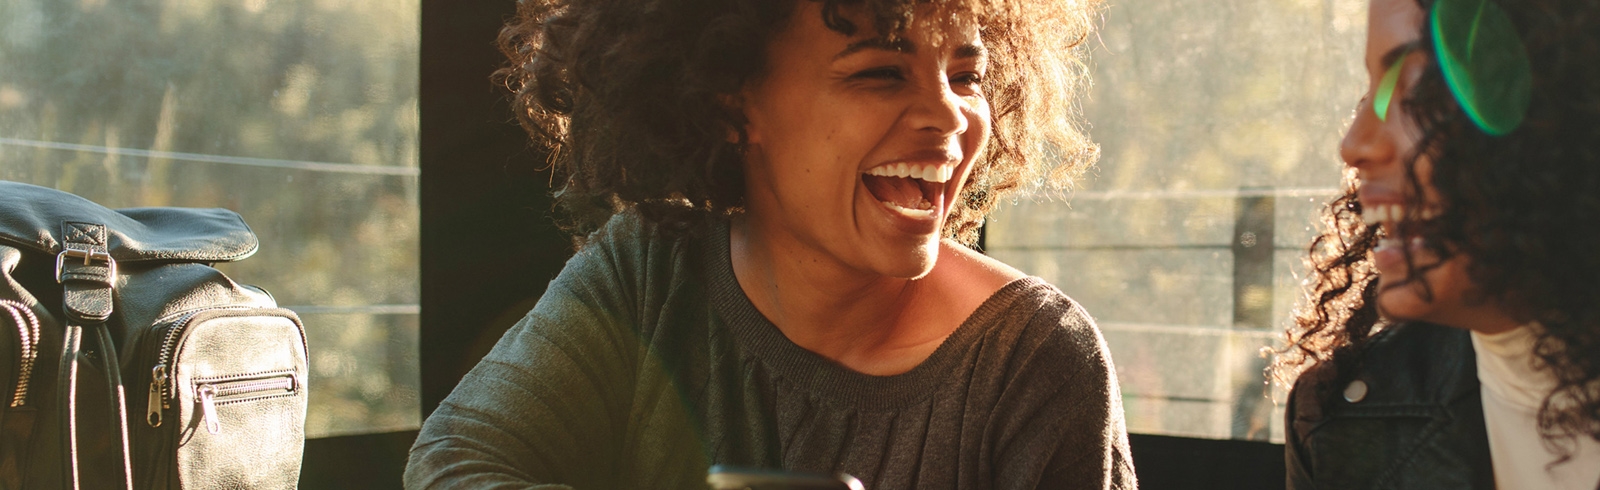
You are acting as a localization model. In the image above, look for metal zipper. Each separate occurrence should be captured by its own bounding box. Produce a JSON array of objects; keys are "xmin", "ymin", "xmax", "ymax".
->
[
  {"xmin": 0, "ymin": 299, "xmax": 41, "ymax": 408},
  {"xmin": 144, "ymin": 306, "xmax": 249, "ymax": 427},
  {"xmin": 193, "ymin": 373, "xmax": 297, "ymax": 434},
  {"xmin": 147, "ymin": 365, "xmax": 169, "ymax": 427}
]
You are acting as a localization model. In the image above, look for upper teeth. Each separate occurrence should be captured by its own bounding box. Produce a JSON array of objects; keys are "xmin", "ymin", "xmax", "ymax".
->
[
  {"xmin": 865, "ymin": 163, "xmax": 955, "ymax": 183},
  {"xmin": 1361, "ymin": 204, "xmax": 1438, "ymax": 224}
]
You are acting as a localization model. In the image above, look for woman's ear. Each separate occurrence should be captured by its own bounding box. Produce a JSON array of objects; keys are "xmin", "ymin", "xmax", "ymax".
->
[{"xmin": 718, "ymin": 93, "xmax": 747, "ymax": 144}]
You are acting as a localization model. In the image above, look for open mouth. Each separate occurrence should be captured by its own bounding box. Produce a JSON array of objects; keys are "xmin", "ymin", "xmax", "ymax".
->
[
  {"xmin": 1363, "ymin": 203, "xmax": 1440, "ymax": 272},
  {"xmin": 1362, "ymin": 203, "xmax": 1438, "ymax": 242},
  {"xmin": 861, "ymin": 163, "xmax": 955, "ymax": 220}
]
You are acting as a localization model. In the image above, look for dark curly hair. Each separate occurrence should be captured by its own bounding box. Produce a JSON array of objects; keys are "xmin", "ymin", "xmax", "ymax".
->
[
  {"xmin": 1276, "ymin": 0, "xmax": 1600, "ymax": 456},
  {"xmin": 495, "ymin": 0, "xmax": 1101, "ymax": 246}
]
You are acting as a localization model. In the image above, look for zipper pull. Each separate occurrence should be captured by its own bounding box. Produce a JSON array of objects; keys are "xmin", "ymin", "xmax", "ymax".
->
[
  {"xmin": 197, "ymin": 384, "xmax": 220, "ymax": 434},
  {"xmin": 147, "ymin": 365, "xmax": 167, "ymax": 427}
]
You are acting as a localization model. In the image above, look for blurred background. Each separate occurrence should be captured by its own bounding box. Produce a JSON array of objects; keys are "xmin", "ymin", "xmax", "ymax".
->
[
  {"xmin": 0, "ymin": 0, "xmax": 422, "ymax": 439},
  {"xmin": 985, "ymin": 0, "xmax": 1365, "ymax": 443}
]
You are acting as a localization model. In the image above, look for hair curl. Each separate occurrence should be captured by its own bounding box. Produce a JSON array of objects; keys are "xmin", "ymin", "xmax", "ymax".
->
[
  {"xmin": 496, "ymin": 0, "xmax": 1101, "ymax": 246},
  {"xmin": 1276, "ymin": 0, "xmax": 1600, "ymax": 455}
]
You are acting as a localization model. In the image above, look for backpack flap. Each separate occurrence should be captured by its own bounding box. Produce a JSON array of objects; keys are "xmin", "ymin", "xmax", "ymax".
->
[{"xmin": 0, "ymin": 181, "xmax": 258, "ymax": 266}]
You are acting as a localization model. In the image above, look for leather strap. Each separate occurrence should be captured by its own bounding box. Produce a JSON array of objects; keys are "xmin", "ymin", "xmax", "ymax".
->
[
  {"xmin": 54, "ymin": 222, "xmax": 134, "ymax": 490},
  {"xmin": 56, "ymin": 324, "xmax": 81, "ymax": 490},
  {"xmin": 58, "ymin": 222, "xmax": 113, "ymax": 324},
  {"xmin": 92, "ymin": 324, "xmax": 134, "ymax": 490}
]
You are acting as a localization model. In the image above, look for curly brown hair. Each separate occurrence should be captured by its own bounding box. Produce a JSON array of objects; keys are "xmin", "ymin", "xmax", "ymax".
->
[
  {"xmin": 1277, "ymin": 0, "xmax": 1600, "ymax": 454},
  {"xmin": 495, "ymin": 0, "xmax": 1101, "ymax": 245}
]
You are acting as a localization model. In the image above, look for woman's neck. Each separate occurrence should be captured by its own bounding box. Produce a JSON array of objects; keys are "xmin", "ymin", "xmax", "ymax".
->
[{"xmin": 728, "ymin": 216, "xmax": 1020, "ymax": 375}]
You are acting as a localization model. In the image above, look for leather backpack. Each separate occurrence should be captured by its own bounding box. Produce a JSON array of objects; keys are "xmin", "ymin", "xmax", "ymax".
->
[{"xmin": 0, "ymin": 181, "xmax": 309, "ymax": 489}]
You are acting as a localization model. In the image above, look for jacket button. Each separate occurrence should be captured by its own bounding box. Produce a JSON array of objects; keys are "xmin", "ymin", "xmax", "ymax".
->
[{"xmin": 1343, "ymin": 379, "xmax": 1368, "ymax": 403}]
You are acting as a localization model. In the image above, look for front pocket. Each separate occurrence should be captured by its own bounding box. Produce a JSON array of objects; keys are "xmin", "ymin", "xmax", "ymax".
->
[{"xmin": 193, "ymin": 372, "xmax": 299, "ymax": 435}]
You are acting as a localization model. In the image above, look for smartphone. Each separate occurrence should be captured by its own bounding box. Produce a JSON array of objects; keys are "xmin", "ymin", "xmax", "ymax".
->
[{"xmin": 706, "ymin": 465, "xmax": 864, "ymax": 490}]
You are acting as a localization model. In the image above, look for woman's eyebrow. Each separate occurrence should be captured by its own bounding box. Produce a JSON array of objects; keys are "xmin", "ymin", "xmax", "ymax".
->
[
  {"xmin": 833, "ymin": 39, "xmax": 986, "ymax": 61},
  {"xmin": 954, "ymin": 43, "xmax": 987, "ymax": 60},
  {"xmin": 835, "ymin": 38, "xmax": 916, "ymax": 59},
  {"xmin": 1379, "ymin": 40, "xmax": 1422, "ymax": 69}
]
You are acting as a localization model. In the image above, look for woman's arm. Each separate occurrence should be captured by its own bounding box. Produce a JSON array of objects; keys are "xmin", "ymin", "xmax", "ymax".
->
[
  {"xmin": 404, "ymin": 220, "xmax": 705, "ymax": 489},
  {"xmin": 404, "ymin": 253, "xmax": 639, "ymax": 488}
]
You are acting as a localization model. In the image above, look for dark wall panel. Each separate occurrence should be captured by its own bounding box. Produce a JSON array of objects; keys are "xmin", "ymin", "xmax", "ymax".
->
[
  {"xmin": 418, "ymin": 0, "xmax": 573, "ymax": 417},
  {"xmin": 1130, "ymin": 434, "xmax": 1285, "ymax": 490},
  {"xmin": 300, "ymin": 431, "xmax": 419, "ymax": 489}
]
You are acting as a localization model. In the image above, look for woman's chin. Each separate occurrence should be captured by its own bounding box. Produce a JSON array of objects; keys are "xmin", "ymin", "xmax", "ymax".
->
[
  {"xmin": 1374, "ymin": 277, "xmax": 1451, "ymax": 326},
  {"xmin": 874, "ymin": 238, "xmax": 940, "ymax": 280},
  {"xmin": 1375, "ymin": 288, "xmax": 1428, "ymax": 323}
]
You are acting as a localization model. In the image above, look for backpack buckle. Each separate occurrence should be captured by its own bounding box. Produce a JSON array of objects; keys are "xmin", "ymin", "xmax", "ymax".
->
[{"xmin": 55, "ymin": 247, "xmax": 117, "ymax": 285}]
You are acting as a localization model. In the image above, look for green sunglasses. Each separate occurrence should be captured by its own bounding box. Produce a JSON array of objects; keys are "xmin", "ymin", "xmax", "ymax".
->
[
  {"xmin": 1370, "ymin": 0, "xmax": 1532, "ymax": 136},
  {"xmin": 1373, "ymin": 47, "xmax": 1411, "ymax": 123}
]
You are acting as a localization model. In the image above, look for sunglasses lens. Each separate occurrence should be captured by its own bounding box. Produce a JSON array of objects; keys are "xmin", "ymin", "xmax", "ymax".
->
[
  {"xmin": 1432, "ymin": 0, "xmax": 1532, "ymax": 136},
  {"xmin": 1374, "ymin": 52, "xmax": 1408, "ymax": 122}
]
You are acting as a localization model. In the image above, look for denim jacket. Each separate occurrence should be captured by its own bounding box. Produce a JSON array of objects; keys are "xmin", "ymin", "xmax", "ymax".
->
[{"xmin": 1285, "ymin": 322, "xmax": 1494, "ymax": 490}]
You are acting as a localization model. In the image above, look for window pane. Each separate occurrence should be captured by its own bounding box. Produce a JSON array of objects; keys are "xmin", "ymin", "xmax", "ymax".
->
[
  {"xmin": 987, "ymin": 0, "xmax": 1368, "ymax": 441},
  {"xmin": 0, "ymin": 0, "xmax": 420, "ymax": 438}
]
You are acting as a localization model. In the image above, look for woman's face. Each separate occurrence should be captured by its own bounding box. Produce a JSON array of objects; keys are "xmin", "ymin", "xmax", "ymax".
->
[
  {"xmin": 738, "ymin": 2, "xmax": 990, "ymax": 279},
  {"xmin": 1342, "ymin": 0, "xmax": 1517, "ymax": 332}
]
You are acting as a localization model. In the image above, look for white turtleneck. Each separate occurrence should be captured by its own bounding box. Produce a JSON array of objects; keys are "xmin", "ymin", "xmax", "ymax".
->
[{"xmin": 1473, "ymin": 324, "xmax": 1600, "ymax": 490}]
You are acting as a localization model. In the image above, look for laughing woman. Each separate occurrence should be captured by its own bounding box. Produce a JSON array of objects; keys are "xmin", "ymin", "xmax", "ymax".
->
[
  {"xmin": 1279, "ymin": 0, "xmax": 1600, "ymax": 488},
  {"xmin": 404, "ymin": 0, "xmax": 1135, "ymax": 489}
]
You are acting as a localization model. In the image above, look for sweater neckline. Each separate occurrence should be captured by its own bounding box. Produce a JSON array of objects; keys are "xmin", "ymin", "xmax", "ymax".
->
[{"xmin": 699, "ymin": 218, "xmax": 1048, "ymax": 410}]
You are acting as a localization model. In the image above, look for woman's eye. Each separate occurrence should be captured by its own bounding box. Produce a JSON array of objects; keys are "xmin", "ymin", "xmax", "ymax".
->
[
  {"xmin": 850, "ymin": 67, "xmax": 905, "ymax": 81},
  {"xmin": 951, "ymin": 72, "xmax": 984, "ymax": 87}
]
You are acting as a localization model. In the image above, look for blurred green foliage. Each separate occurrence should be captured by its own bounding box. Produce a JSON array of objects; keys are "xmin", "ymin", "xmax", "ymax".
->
[{"xmin": 0, "ymin": 0, "xmax": 421, "ymax": 437}]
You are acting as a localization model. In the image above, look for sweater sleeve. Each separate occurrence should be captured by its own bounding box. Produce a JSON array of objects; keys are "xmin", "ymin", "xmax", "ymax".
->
[
  {"xmin": 1005, "ymin": 298, "xmax": 1138, "ymax": 490},
  {"xmin": 404, "ymin": 217, "xmax": 703, "ymax": 489}
]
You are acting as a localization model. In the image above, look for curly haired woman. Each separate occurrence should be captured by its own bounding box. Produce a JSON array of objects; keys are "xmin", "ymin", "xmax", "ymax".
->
[
  {"xmin": 1278, "ymin": 0, "xmax": 1600, "ymax": 488},
  {"xmin": 404, "ymin": 0, "xmax": 1135, "ymax": 488}
]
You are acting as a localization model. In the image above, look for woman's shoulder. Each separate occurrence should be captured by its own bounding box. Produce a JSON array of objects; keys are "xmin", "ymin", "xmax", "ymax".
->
[
  {"xmin": 923, "ymin": 241, "xmax": 1098, "ymax": 351},
  {"xmin": 1288, "ymin": 322, "xmax": 1478, "ymax": 429},
  {"xmin": 934, "ymin": 240, "xmax": 1027, "ymax": 290},
  {"xmin": 580, "ymin": 211, "xmax": 684, "ymax": 253},
  {"xmin": 969, "ymin": 269, "xmax": 1095, "ymax": 339},
  {"xmin": 1291, "ymin": 322, "xmax": 1475, "ymax": 394},
  {"xmin": 543, "ymin": 211, "xmax": 716, "ymax": 324},
  {"xmin": 570, "ymin": 211, "xmax": 710, "ymax": 272},
  {"xmin": 921, "ymin": 241, "xmax": 1037, "ymax": 330},
  {"xmin": 952, "ymin": 273, "xmax": 1107, "ymax": 384}
]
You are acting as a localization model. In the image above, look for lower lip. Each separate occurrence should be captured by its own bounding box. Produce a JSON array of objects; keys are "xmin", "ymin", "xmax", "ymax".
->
[
  {"xmin": 1373, "ymin": 237, "xmax": 1404, "ymax": 273},
  {"xmin": 1372, "ymin": 236, "xmax": 1430, "ymax": 277}
]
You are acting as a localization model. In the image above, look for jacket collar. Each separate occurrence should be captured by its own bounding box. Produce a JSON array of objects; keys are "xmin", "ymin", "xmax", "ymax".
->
[{"xmin": 1336, "ymin": 322, "xmax": 1480, "ymax": 413}]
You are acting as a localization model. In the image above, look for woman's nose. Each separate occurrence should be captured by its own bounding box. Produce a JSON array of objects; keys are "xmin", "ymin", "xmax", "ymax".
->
[
  {"xmin": 1339, "ymin": 99, "xmax": 1391, "ymax": 170},
  {"xmin": 905, "ymin": 82, "xmax": 969, "ymax": 137}
]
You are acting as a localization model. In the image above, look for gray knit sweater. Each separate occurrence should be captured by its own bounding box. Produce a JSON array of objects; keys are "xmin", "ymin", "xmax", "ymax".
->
[{"xmin": 405, "ymin": 215, "xmax": 1136, "ymax": 489}]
